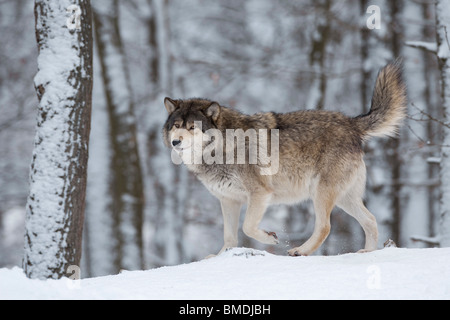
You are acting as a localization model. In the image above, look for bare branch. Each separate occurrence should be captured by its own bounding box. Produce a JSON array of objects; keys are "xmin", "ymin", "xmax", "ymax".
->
[
  {"xmin": 411, "ymin": 235, "xmax": 440, "ymax": 246},
  {"xmin": 409, "ymin": 102, "xmax": 450, "ymax": 129},
  {"xmin": 405, "ymin": 40, "xmax": 438, "ymax": 53},
  {"xmin": 444, "ymin": 26, "xmax": 450, "ymax": 53}
]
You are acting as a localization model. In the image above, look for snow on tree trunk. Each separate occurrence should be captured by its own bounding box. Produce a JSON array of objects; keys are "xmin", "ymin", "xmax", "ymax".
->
[
  {"xmin": 23, "ymin": 0, "xmax": 93, "ymax": 279},
  {"xmin": 436, "ymin": 0, "xmax": 450, "ymax": 247},
  {"xmin": 93, "ymin": 0, "xmax": 145, "ymax": 271}
]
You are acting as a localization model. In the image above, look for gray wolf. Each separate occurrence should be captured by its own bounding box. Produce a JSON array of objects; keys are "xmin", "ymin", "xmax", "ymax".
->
[{"xmin": 162, "ymin": 61, "xmax": 407, "ymax": 257}]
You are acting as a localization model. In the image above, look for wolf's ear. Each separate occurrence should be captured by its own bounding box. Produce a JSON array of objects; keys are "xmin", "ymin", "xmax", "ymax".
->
[
  {"xmin": 164, "ymin": 97, "xmax": 178, "ymax": 115},
  {"xmin": 206, "ymin": 102, "xmax": 220, "ymax": 122}
]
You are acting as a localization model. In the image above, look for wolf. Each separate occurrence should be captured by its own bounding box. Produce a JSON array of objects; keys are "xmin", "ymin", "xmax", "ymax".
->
[{"xmin": 162, "ymin": 61, "xmax": 407, "ymax": 257}]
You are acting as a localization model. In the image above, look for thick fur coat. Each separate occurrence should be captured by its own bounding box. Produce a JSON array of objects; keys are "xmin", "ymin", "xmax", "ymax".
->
[{"xmin": 162, "ymin": 61, "xmax": 407, "ymax": 257}]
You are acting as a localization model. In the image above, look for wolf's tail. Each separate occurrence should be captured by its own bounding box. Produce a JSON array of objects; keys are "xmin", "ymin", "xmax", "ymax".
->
[{"xmin": 354, "ymin": 60, "xmax": 407, "ymax": 140}]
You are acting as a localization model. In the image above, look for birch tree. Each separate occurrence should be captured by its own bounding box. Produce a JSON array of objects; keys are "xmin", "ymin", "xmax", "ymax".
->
[
  {"xmin": 436, "ymin": 0, "xmax": 450, "ymax": 247},
  {"xmin": 23, "ymin": 0, "xmax": 93, "ymax": 279}
]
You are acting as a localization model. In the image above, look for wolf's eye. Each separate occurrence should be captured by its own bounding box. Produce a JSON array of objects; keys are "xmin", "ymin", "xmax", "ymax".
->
[{"xmin": 174, "ymin": 123, "xmax": 180, "ymax": 129}]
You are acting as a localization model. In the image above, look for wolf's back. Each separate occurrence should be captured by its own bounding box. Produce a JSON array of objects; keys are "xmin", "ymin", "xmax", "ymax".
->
[{"xmin": 354, "ymin": 61, "xmax": 407, "ymax": 140}]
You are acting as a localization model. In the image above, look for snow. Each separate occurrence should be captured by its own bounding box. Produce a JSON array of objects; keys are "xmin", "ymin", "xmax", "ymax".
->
[{"xmin": 1, "ymin": 247, "xmax": 449, "ymax": 300}]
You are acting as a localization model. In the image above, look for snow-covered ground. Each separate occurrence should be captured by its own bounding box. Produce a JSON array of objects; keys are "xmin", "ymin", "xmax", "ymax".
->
[{"xmin": 1, "ymin": 247, "xmax": 449, "ymax": 300}]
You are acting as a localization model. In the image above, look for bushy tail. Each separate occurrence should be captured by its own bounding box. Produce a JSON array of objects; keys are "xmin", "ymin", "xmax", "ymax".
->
[{"xmin": 355, "ymin": 60, "xmax": 407, "ymax": 140}]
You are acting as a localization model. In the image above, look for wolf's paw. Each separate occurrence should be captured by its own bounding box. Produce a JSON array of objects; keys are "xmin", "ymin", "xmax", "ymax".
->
[
  {"xmin": 244, "ymin": 227, "xmax": 279, "ymax": 245},
  {"xmin": 288, "ymin": 247, "xmax": 308, "ymax": 257},
  {"xmin": 263, "ymin": 230, "xmax": 279, "ymax": 245}
]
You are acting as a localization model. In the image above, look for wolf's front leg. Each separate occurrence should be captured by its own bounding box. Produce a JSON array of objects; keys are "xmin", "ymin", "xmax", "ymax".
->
[
  {"xmin": 220, "ymin": 198, "xmax": 242, "ymax": 251},
  {"xmin": 205, "ymin": 198, "xmax": 242, "ymax": 259},
  {"xmin": 242, "ymin": 193, "xmax": 279, "ymax": 245}
]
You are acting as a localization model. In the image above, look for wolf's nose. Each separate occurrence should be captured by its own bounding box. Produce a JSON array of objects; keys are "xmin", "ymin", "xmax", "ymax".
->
[{"xmin": 172, "ymin": 139, "xmax": 181, "ymax": 147}]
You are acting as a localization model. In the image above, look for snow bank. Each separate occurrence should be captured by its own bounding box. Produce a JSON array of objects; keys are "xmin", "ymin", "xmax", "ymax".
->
[{"xmin": 1, "ymin": 247, "xmax": 449, "ymax": 300}]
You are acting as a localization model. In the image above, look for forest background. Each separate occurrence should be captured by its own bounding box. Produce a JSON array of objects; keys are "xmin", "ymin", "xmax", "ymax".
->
[{"xmin": 0, "ymin": 0, "xmax": 446, "ymax": 278}]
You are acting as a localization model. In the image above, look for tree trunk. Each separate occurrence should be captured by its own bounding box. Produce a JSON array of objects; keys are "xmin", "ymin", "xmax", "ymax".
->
[
  {"xmin": 436, "ymin": 0, "xmax": 450, "ymax": 247},
  {"xmin": 93, "ymin": 0, "xmax": 145, "ymax": 271},
  {"xmin": 402, "ymin": 1, "xmax": 433, "ymax": 247},
  {"xmin": 307, "ymin": 0, "xmax": 332, "ymax": 109},
  {"xmin": 359, "ymin": 0, "xmax": 372, "ymax": 113},
  {"xmin": 147, "ymin": 0, "xmax": 160, "ymax": 88},
  {"xmin": 386, "ymin": 0, "xmax": 404, "ymax": 245},
  {"xmin": 24, "ymin": 0, "xmax": 93, "ymax": 279},
  {"xmin": 421, "ymin": 1, "xmax": 440, "ymax": 244}
]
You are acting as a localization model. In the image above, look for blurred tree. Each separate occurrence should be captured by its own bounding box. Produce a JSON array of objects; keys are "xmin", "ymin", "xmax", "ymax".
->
[
  {"xmin": 307, "ymin": 0, "xmax": 332, "ymax": 109},
  {"xmin": 435, "ymin": 0, "xmax": 450, "ymax": 247},
  {"xmin": 147, "ymin": 0, "xmax": 160, "ymax": 88},
  {"xmin": 92, "ymin": 0, "xmax": 145, "ymax": 272},
  {"xmin": 386, "ymin": 0, "xmax": 404, "ymax": 246}
]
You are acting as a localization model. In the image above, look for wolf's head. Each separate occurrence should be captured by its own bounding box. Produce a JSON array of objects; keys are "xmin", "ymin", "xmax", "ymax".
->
[
  {"xmin": 162, "ymin": 97, "xmax": 221, "ymax": 157},
  {"xmin": 162, "ymin": 97, "xmax": 280, "ymax": 175}
]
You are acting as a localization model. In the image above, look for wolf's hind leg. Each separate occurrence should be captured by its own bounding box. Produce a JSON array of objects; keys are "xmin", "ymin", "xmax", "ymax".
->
[
  {"xmin": 242, "ymin": 193, "xmax": 279, "ymax": 245},
  {"xmin": 337, "ymin": 197, "xmax": 378, "ymax": 252},
  {"xmin": 288, "ymin": 186, "xmax": 336, "ymax": 256}
]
